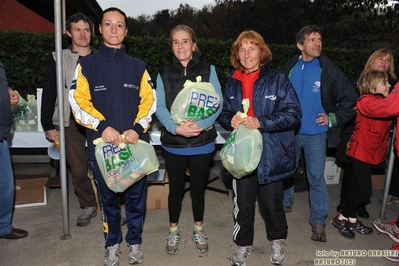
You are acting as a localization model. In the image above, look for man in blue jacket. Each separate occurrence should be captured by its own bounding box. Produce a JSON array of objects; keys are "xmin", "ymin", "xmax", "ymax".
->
[{"xmin": 280, "ymin": 25, "xmax": 357, "ymax": 242}]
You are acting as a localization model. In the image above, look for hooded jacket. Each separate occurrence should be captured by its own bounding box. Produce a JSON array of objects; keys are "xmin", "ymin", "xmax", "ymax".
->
[
  {"xmin": 280, "ymin": 54, "xmax": 358, "ymax": 148},
  {"xmin": 218, "ymin": 63, "xmax": 302, "ymax": 184}
]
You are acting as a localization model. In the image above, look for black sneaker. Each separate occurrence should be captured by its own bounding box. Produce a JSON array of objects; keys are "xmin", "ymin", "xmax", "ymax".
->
[
  {"xmin": 348, "ymin": 220, "xmax": 373, "ymax": 235},
  {"xmin": 331, "ymin": 216, "xmax": 355, "ymax": 239}
]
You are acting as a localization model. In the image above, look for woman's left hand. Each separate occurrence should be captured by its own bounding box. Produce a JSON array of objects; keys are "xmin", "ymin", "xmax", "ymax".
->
[
  {"xmin": 122, "ymin": 129, "xmax": 139, "ymax": 144},
  {"xmin": 176, "ymin": 121, "xmax": 204, "ymax": 137},
  {"xmin": 242, "ymin": 116, "xmax": 260, "ymax": 129}
]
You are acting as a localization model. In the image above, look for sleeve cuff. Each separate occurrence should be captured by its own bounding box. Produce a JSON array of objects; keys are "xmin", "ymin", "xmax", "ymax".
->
[
  {"xmin": 328, "ymin": 112, "xmax": 338, "ymax": 127},
  {"xmin": 97, "ymin": 121, "xmax": 110, "ymax": 133},
  {"xmin": 132, "ymin": 124, "xmax": 144, "ymax": 136}
]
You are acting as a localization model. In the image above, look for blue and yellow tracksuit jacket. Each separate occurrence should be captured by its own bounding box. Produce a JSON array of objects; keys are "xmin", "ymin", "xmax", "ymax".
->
[{"xmin": 69, "ymin": 42, "xmax": 156, "ymax": 161}]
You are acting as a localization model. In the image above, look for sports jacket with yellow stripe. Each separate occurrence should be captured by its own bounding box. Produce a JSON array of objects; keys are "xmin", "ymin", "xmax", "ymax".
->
[{"xmin": 69, "ymin": 42, "xmax": 156, "ymax": 160}]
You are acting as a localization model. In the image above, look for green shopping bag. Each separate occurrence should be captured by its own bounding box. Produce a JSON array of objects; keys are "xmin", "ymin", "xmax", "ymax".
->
[
  {"xmin": 220, "ymin": 99, "xmax": 263, "ymax": 178},
  {"xmin": 170, "ymin": 76, "xmax": 221, "ymax": 124},
  {"xmin": 94, "ymin": 138, "xmax": 159, "ymax": 193}
]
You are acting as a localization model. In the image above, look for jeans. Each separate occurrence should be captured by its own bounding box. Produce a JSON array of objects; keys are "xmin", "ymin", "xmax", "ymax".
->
[
  {"xmin": 283, "ymin": 133, "xmax": 330, "ymax": 225},
  {"xmin": 0, "ymin": 140, "xmax": 14, "ymax": 237}
]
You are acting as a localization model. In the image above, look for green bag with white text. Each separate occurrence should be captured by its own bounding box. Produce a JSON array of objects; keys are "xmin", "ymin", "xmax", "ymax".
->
[
  {"xmin": 170, "ymin": 76, "xmax": 221, "ymax": 124},
  {"xmin": 94, "ymin": 139, "xmax": 159, "ymax": 193}
]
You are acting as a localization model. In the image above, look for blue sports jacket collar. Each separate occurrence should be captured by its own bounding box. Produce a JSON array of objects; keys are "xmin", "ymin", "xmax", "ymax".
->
[{"xmin": 99, "ymin": 41, "xmax": 126, "ymax": 60}]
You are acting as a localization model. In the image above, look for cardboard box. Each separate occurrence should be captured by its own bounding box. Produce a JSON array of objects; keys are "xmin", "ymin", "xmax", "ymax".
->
[
  {"xmin": 324, "ymin": 157, "xmax": 341, "ymax": 185},
  {"xmin": 14, "ymin": 174, "xmax": 51, "ymax": 208},
  {"xmin": 372, "ymin": 174, "xmax": 386, "ymax": 190},
  {"xmin": 146, "ymin": 165, "xmax": 169, "ymax": 209}
]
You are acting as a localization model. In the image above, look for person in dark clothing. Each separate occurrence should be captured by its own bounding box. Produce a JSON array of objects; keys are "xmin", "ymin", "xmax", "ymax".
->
[
  {"xmin": 0, "ymin": 61, "xmax": 28, "ymax": 240},
  {"xmin": 388, "ymin": 155, "xmax": 399, "ymax": 204},
  {"xmin": 41, "ymin": 12, "xmax": 98, "ymax": 227}
]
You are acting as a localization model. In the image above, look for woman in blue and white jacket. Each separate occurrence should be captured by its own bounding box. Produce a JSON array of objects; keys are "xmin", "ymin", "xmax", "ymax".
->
[
  {"xmin": 217, "ymin": 30, "xmax": 302, "ymax": 266},
  {"xmin": 69, "ymin": 7, "xmax": 156, "ymax": 266}
]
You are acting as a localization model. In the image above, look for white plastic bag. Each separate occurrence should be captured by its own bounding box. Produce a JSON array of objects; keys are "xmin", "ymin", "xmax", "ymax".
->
[
  {"xmin": 220, "ymin": 99, "xmax": 263, "ymax": 178},
  {"xmin": 170, "ymin": 76, "xmax": 221, "ymax": 124},
  {"xmin": 94, "ymin": 138, "xmax": 160, "ymax": 193},
  {"xmin": 12, "ymin": 91, "xmax": 37, "ymax": 131}
]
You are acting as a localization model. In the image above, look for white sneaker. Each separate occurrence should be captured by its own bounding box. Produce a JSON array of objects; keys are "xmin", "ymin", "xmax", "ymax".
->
[
  {"xmin": 192, "ymin": 229, "xmax": 208, "ymax": 253},
  {"xmin": 128, "ymin": 244, "xmax": 143, "ymax": 264},
  {"xmin": 166, "ymin": 230, "xmax": 180, "ymax": 255},
  {"xmin": 231, "ymin": 245, "xmax": 252, "ymax": 266},
  {"xmin": 387, "ymin": 195, "xmax": 399, "ymax": 205},
  {"xmin": 270, "ymin": 239, "xmax": 285, "ymax": 265},
  {"xmin": 104, "ymin": 243, "xmax": 121, "ymax": 266}
]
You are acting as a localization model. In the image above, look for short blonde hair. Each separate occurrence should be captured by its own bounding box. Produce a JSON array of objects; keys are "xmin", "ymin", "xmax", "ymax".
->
[
  {"xmin": 357, "ymin": 70, "xmax": 388, "ymax": 95},
  {"xmin": 230, "ymin": 30, "xmax": 272, "ymax": 71}
]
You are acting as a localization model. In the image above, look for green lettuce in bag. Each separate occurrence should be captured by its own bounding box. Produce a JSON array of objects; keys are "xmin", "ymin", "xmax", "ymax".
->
[
  {"xmin": 94, "ymin": 138, "xmax": 159, "ymax": 193},
  {"xmin": 170, "ymin": 76, "xmax": 221, "ymax": 124},
  {"xmin": 220, "ymin": 99, "xmax": 263, "ymax": 178}
]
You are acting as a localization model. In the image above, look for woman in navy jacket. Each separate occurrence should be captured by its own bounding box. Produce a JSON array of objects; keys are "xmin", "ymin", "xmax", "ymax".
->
[
  {"xmin": 69, "ymin": 8, "xmax": 156, "ymax": 266},
  {"xmin": 218, "ymin": 30, "xmax": 302, "ymax": 266}
]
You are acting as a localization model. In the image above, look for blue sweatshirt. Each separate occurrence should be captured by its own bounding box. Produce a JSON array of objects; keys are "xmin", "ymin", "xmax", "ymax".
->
[{"xmin": 289, "ymin": 57, "xmax": 327, "ymax": 135}]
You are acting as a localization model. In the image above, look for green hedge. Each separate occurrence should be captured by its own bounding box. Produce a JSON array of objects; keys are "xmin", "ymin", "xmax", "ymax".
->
[{"xmin": 0, "ymin": 30, "xmax": 393, "ymax": 99}]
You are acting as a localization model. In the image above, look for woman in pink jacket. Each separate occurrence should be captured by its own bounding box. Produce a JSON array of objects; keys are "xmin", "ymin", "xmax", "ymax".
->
[{"xmin": 332, "ymin": 70, "xmax": 399, "ymax": 239}]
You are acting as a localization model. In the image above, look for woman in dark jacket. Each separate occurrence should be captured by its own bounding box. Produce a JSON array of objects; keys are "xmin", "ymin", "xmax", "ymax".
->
[{"xmin": 217, "ymin": 30, "xmax": 302, "ymax": 266}]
